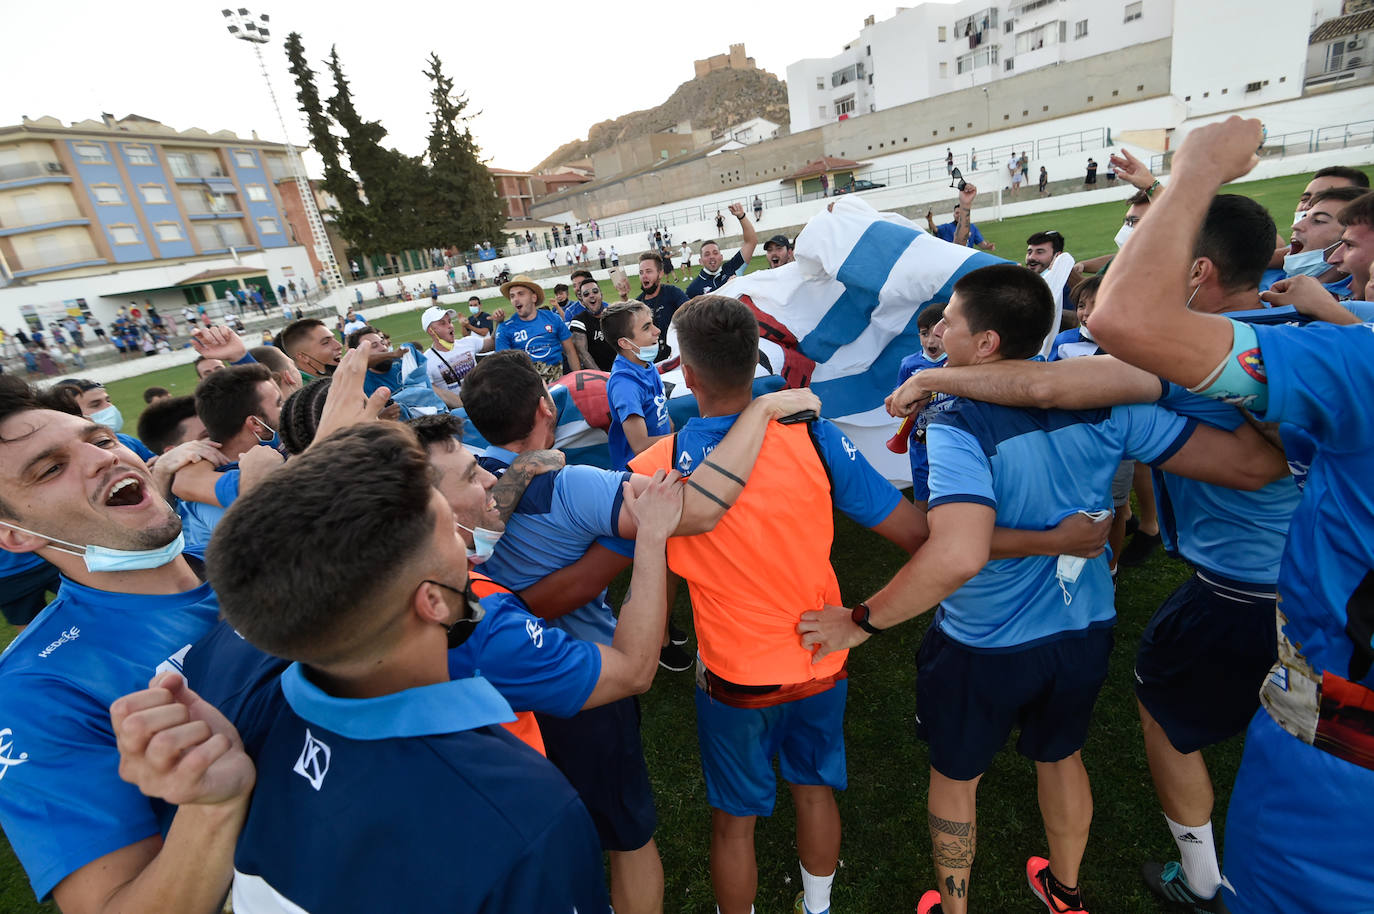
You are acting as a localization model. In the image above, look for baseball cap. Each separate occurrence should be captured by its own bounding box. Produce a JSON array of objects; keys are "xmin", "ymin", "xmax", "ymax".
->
[
  {"xmin": 421, "ymin": 306, "xmax": 456, "ymax": 331},
  {"xmin": 763, "ymin": 234, "xmax": 792, "ymax": 250}
]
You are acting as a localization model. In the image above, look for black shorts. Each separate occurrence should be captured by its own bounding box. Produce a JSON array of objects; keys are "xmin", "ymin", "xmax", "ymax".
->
[
  {"xmin": 1134, "ymin": 570, "xmax": 1277, "ymax": 754},
  {"xmin": 0, "ymin": 561, "xmax": 59, "ymax": 626},
  {"xmin": 534, "ymin": 696, "xmax": 657, "ymax": 851},
  {"xmin": 916, "ymin": 621, "xmax": 1114, "ymax": 780}
]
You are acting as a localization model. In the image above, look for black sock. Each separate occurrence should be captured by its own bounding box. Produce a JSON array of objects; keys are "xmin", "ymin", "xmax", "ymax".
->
[{"xmin": 1046, "ymin": 869, "xmax": 1082, "ymax": 908}]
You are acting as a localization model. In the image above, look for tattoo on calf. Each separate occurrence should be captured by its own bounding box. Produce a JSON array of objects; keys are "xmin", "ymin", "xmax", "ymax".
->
[{"xmin": 929, "ymin": 812, "xmax": 976, "ymax": 869}]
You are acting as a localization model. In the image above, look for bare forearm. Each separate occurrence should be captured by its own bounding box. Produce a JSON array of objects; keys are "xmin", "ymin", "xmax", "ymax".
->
[
  {"xmin": 98, "ymin": 803, "xmax": 244, "ymax": 914},
  {"xmin": 562, "ymin": 339, "xmax": 581, "ymax": 371},
  {"xmin": 675, "ymin": 407, "xmax": 769, "ymax": 533},
  {"xmin": 609, "ymin": 535, "xmax": 670, "ymax": 671},
  {"xmin": 866, "ymin": 544, "xmax": 978, "ymax": 630},
  {"xmin": 990, "ymin": 527, "xmax": 1063, "ymax": 559},
  {"xmin": 571, "ymin": 335, "xmax": 593, "ymax": 369}
]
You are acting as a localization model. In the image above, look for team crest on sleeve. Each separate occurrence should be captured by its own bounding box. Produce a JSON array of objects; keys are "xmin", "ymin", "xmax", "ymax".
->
[
  {"xmin": 293, "ymin": 729, "xmax": 332, "ymax": 791},
  {"xmin": 841, "ymin": 436, "xmax": 859, "ymax": 460},
  {"xmin": 1237, "ymin": 348, "xmax": 1266, "ymax": 383},
  {"xmin": 525, "ymin": 619, "xmax": 545, "ymax": 648}
]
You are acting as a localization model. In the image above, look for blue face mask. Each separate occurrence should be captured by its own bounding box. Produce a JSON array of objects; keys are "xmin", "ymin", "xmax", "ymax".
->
[
  {"xmin": 455, "ymin": 520, "xmax": 504, "ymax": 564},
  {"xmin": 90, "ymin": 404, "xmax": 123, "ymax": 433},
  {"xmin": 251, "ymin": 417, "xmax": 282, "ymax": 452},
  {"xmin": 1283, "ymin": 248, "xmax": 1331, "ymax": 278},
  {"xmin": 0, "ymin": 521, "xmax": 185, "ymax": 573},
  {"xmin": 636, "ymin": 344, "xmax": 659, "ymax": 363}
]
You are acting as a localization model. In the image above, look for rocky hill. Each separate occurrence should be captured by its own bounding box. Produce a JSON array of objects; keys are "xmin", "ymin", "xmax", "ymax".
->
[{"xmin": 531, "ymin": 67, "xmax": 790, "ymax": 173}]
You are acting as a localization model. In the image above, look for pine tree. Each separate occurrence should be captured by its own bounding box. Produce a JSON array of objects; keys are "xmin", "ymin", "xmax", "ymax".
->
[
  {"xmin": 422, "ymin": 52, "xmax": 506, "ymax": 253},
  {"xmin": 282, "ymin": 33, "xmax": 373, "ymax": 256}
]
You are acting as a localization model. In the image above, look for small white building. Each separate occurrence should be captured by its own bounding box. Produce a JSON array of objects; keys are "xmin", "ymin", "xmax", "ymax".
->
[{"xmin": 715, "ymin": 118, "xmax": 782, "ymax": 146}]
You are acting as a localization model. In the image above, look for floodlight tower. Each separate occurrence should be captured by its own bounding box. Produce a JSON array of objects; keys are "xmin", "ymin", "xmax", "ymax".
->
[{"xmin": 223, "ymin": 7, "xmax": 344, "ymax": 297}]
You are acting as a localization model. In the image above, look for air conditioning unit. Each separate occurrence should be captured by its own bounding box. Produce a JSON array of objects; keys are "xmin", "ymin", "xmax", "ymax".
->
[
  {"xmin": 1349, "ymin": 37, "xmax": 1365, "ymax": 51},
  {"xmin": 45, "ymin": 162, "xmax": 63, "ymax": 173}
]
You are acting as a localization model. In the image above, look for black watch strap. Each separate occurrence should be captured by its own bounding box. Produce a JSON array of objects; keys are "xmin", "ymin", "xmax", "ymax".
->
[{"xmin": 852, "ymin": 601, "xmax": 882, "ymax": 635}]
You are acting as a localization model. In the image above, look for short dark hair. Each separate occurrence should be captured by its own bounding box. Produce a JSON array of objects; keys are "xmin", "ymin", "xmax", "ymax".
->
[
  {"xmin": 1026, "ymin": 230, "xmax": 1065, "ymax": 254},
  {"xmin": 570, "ymin": 269, "xmax": 593, "ymax": 286},
  {"xmin": 279, "ymin": 377, "xmax": 333, "ymax": 455},
  {"xmin": 1193, "ymin": 194, "xmax": 1275, "ymax": 291},
  {"xmin": 468, "ymin": 295, "xmax": 481, "ymax": 305},
  {"xmin": 1310, "ymin": 185, "xmax": 1367, "ymax": 209},
  {"xmin": 952, "ymin": 264, "xmax": 1054, "ymax": 361},
  {"xmin": 0, "ymin": 376, "xmax": 70, "ymax": 517},
  {"xmin": 602, "ymin": 302, "xmax": 649, "ymax": 349},
  {"xmin": 137, "ymin": 395, "xmax": 199, "ymax": 455},
  {"xmin": 36, "ymin": 382, "xmax": 86, "ymax": 416},
  {"xmin": 1338, "ymin": 189, "xmax": 1374, "ymax": 228},
  {"xmin": 142, "ymin": 386, "xmax": 169, "ymax": 404},
  {"xmin": 1070, "ymin": 273, "xmax": 1104, "ymax": 308},
  {"xmin": 698, "ymin": 240, "xmax": 721, "ymax": 254},
  {"xmin": 460, "ymin": 350, "xmax": 548, "ymax": 446},
  {"xmin": 639, "ymin": 251, "xmax": 664, "ymax": 270},
  {"xmin": 409, "ymin": 413, "xmax": 464, "ymax": 452},
  {"xmin": 193, "ymin": 356, "xmax": 216, "ymax": 372},
  {"xmin": 673, "ymin": 295, "xmax": 758, "ymax": 393},
  {"xmin": 917, "ymin": 301, "xmax": 948, "ymax": 332},
  {"xmin": 207, "ymin": 422, "xmax": 437, "ymax": 665},
  {"xmin": 553, "ymin": 283, "xmax": 569, "ymax": 295},
  {"xmin": 195, "ymin": 363, "xmax": 273, "ymax": 443},
  {"xmin": 1313, "ymin": 165, "xmax": 1370, "ymax": 189},
  {"xmin": 1127, "ymin": 190, "xmax": 1151, "ymax": 207},
  {"xmin": 345, "ymin": 325, "xmax": 380, "ymax": 349},
  {"xmin": 280, "ymin": 318, "xmax": 327, "ymax": 359}
]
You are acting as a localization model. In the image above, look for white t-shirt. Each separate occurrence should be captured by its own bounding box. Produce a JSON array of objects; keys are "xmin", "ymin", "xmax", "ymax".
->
[{"xmin": 424, "ymin": 336, "xmax": 485, "ymax": 396}]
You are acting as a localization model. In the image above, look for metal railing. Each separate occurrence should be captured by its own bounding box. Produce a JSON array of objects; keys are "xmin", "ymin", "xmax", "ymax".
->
[
  {"xmin": 1149, "ymin": 116, "xmax": 1374, "ymax": 173},
  {"xmin": 585, "ymin": 126, "xmax": 1110, "ymax": 242}
]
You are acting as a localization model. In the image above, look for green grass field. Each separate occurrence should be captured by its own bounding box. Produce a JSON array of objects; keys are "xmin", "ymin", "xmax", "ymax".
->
[{"xmin": 0, "ymin": 165, "xmax": 1363, "ymax": 912}]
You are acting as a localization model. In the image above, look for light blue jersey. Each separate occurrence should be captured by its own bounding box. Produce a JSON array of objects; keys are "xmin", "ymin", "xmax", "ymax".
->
[{"xmin": 927, "ymin": 399, "xmax": 1193, "ymax": 649}]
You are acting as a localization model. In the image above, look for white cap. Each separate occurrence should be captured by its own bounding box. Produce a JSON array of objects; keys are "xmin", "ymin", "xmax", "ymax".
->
[{"xmin": 421, "ymin": 306, "xmax": 456, "ymax": 331}]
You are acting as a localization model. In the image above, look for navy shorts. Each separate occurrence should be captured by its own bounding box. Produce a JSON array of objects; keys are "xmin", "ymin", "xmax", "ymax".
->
[
  {"xmin": 534, "ymin": 696, "xmax": 656, "ymax": 852},
  {"xmin": 916, "ymin": 621, "xmax": 1114, "ymax": 781},
  {"xmin": 694, "ymin": 679, "xmax": 848, "ymax": 817},
  {"xmin": 0, "ymin": 562, "xmax": 59, "ymax": 626},
  {"xmin": 1134, "ymin": 571, "xmax": 1277, "ymax": 754}
]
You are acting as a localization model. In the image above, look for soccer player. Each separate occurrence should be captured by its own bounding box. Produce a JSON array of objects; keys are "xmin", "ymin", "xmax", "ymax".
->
[
  {"xmin": 460, "ymin": 349, "xmax": 820, "ymax": 914},
  {"xmin": 129, "ymin": 423, "xmax": 615, "ymax": 912},
  {"xmin": 0, "ymin": 376, "xmax": 227, "ymax": 912},
  {"xmin": 1088, "ymin": 115, "xmax": 1374, "ymax": 914},
  {"xmin": 603, "ymin": 302, "xmax": 672, "ymax": 471},
  {"xmin": 280, "ymin": 317, "xmax": 343, "ymax": 381},
  {"xmin": 629, "ymin": 294, "xmax": 927, "ymax": 914},
  {"xmin": 685, "ymin": 203, "xmax": 759, "ymax": 298},
  {"xmin": 494, "ymin": 274, "xmax": 580, "ymax": 383},
  {"xmin": 803, "ymin": 263, "xmax": 1288, "ymax": 914}
]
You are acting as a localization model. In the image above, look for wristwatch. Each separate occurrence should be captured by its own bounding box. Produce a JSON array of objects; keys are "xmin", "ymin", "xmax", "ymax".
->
[{"xmin": 851, "ymin": 601, "xmax": 883, "ymax": 635}]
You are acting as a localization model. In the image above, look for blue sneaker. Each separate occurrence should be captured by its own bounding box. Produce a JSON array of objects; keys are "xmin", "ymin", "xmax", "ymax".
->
[
  {"xmin": 793, "ymin": 889, "xmax": 829, "ymax": 914},
  {"xmin": 1141, "ymin": 861, "xmax": 1229, "ymax": 913}
]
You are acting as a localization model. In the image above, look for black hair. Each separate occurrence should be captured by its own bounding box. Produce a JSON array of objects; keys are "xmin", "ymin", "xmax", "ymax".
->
[
  {"xmin": 137, "ymin": 395, "xmax": 199, "ymax": 455},
  {"xmin": 195, "ymin": 363, "xmax": 274, "ymax": 443},
  {"xmin": 1026, "ymin": 230, "xmax": 1066, "ymax": 254},
  {"xmin": 673, "ymin": 295, "xmax": 758, "ymax": 393},
  {"xmin": 951, "ymin": 264, "xmax": 1054, "ymax": 361},
  {"xmin": 1313, "ymin": 165, "xmax": 1370, "ymax": 189},
  {"xmin": 278, "ymin": 377, "xmax": 333, "ymax": 456},
  {"xmin": 1193, "ymin": 194, "xmax": 1276, "ymax": 291},
  {"xmin": 345, "ymin": 325, "xmax": 380, "ymax": 349},
  {"xmin": 409, "ymin": 413, "xmax": 464, "ymax": 452},
  {"xmin": 460, "ymin": 350, "xmax": 549, "ymax": 446},
  {"xmin": 142, "ymin": 386, "xmax": 169, "ymax": 404},
  {"xmin": 917, "ymin": 302, "xmax": 947, "ymax": 332}
]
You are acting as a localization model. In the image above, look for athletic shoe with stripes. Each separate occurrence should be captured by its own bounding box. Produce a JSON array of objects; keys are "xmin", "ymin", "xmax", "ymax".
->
[
  {"xmin": 1141, "ymin": 861, "xmax": 1230, "ymax": 913},
  {"xmin": 1027, "ymin": 856, "xmax": 1090, "ymax": 913}
]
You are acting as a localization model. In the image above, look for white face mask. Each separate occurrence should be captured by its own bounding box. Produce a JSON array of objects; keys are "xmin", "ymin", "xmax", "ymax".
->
[
  {"xmin": 1283, "ymin": 248, "xmax": 1331, "ymax": 278},
  {"xmin": 1055, "ymin": 509, "xmax": 1111, "ymax": 605},
  {"xmin": 1293, "ymin": 210, "xmax": 1306, "ymax": 227},
  {"xmin": 90, "ymin": 404, "xmax": 123, "ymax": 434},
  {"xmin": 1113, "ymin": 224, "xmax": 1134, "ymax": 249},
  {"xmin": 636, "ymin": 344, "xmax": 660, "ymax": 363},
  {"xmin": 455, "ymin": 520, "xmax": 503, "ymax": 564},
  {"xmin": 0, "ymin": 521, "xmax": 184, "ymax": 573}
]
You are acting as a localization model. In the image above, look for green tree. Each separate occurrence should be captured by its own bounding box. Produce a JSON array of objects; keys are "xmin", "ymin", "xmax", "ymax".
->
[
  {"xmin": 422, "ymin": 52, "xmax": 505, "ymax": 252},
  {"xmin": 282, "ymin": 33, "xmax": 373, "ymax": 255}
]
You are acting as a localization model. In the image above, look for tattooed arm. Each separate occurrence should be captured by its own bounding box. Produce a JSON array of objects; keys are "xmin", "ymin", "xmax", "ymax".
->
[
  {"xmin": 570, "ymin": 333, "xmax": 595, "ymax": 373},
  {"xmin": 491, "ymin": 449, "xmax": 566, "ymax": 523}
]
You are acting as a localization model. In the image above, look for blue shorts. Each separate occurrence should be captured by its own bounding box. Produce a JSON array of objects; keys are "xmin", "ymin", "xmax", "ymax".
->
[
  {"xmin": 1134, "ymin": 571, "xmax": 1277, "ymax": 754},
  {"xmin": 916, "ymin": 621, "xmax": 1113, "ymax": 780},
  {"xmin": 694, "ymin": 680, "xmax": 848, "ymax": 817},
  {"xmin": 0, "ymin": 562, "xmax": 59, "ymax": 626},
  {"xmin": 534, "ymin": 696, "xmax": 656, "ymax": 851},
  {"xmin": 1222, "ymin": 712, "xmax": 1374, "ymax": 913}
]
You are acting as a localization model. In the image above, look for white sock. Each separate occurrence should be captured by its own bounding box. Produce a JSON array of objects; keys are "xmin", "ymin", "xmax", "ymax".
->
[
  {"xmin": 715, "ymin": 908, "xmax": 754, "ymax": 914},
  {"xmin": 1166, "ymin": 815, "xmax": 1221, "ymax": 898},
  {"xmin": 800, "ymin": 863, "xmax": 834, "ymax": 913}
]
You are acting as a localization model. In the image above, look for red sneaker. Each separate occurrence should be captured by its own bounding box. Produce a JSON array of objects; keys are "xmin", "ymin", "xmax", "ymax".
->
[
  {"xmin": 1027, "ymin": 856, "xmax": 1090, "ymax": 913},
  {"xmin": 916, "ymin": 888, "xmax": 943, "ymax": 914}
]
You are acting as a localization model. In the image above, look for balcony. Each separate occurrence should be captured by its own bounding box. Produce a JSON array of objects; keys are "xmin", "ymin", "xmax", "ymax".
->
[
  {"xmin": 0, "ymin": 203, "xmax": 89, "ymax": 236},
  {"xmin": 0, "ymin": 161, "xmax": 68, "ymax": 183}
]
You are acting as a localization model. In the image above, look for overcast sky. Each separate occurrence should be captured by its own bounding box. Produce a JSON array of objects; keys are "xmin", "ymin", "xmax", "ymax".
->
[{"xmin": 0, "ymin": 1, "xmax": 957, "ymax": 173}]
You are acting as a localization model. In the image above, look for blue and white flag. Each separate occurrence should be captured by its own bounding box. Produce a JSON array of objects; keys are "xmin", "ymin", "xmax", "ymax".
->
[{"xmin": 672, "ymin": 195, "xmax": 1008, "ymax": 483}]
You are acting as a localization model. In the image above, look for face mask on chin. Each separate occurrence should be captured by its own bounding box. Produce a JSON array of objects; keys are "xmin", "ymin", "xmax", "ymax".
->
[
  {"xmin": 424, "ymin": 579, "xmax": 485, "ymax": 648},
  {"xmin": 0, "ymin": 520, "xmax": 185, "ymax": 573},
  {"xmin": 454, "ymin": 520, "xmax": 503, "ymax": 564},
  {"xmin": 1283, "ymin": 248, "xmax": 1332, "ymax": 278}
]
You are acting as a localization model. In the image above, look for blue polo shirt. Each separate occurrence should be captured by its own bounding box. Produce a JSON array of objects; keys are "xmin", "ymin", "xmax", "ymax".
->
[
  {"xmin": 926, "ymin": 398, "xmax": 1193, "ymax": 650},
  {"xmin": 494, "ymin": 309, "xmax": 570, "ymax": 367},
  {"xmin": 0, "ymin": 558, "xmax": 220, "ymax": 900},
  {"xmin": 607, "ymin": 355, "xmax": 670, "ymax": 470},
  {"xmin": 475, "ymin": 446, "xmax": 633, "ymax": 646},
  {"xmin": 1047, "ymin": 327, "xmax": 1104, "ymax": 362},
  {"xmin": 935, "ymin": 221, "xmax": 986, "ymax": 247},
  {"xmin": 228, "ymin": 664, "xmax": 609, "ymax": 914}
]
